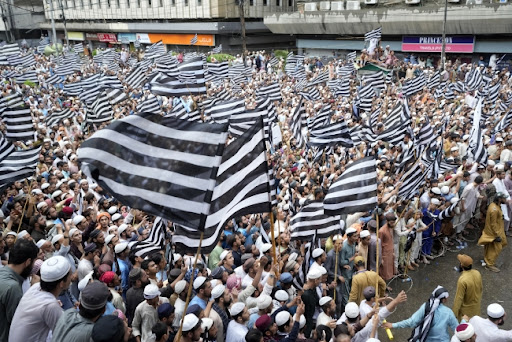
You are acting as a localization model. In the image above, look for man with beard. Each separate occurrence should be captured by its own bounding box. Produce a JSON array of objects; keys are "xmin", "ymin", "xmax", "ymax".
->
[
  {"xmin": 0, "ymin": 239, "xmax": 39, "ymax": 342},
  {"xmin": 126, "ymin": 268, "xmax": 151, "ymax": 325},
  {"xmin": 210, "ymin": 284, "xmax": 231, "ymax": 342},
  {"xmin": 469, "ymin": 303, "xmax": 512, "ymax": 340}
]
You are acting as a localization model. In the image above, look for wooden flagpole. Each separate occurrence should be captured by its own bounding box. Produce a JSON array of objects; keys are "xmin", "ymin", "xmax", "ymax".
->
[
  {"xmin": 269, "ymin": 212, "xmax": 279, "ymax": 275},
  {"xmin": 174, "ymin": 231, "xmax": 204, "ymax": 342},
  {"xmin": 333, "ymin": 244, "xmax": 339, "ymax": 302},
  {"xmin": 375, "ymin": 211, "xmax": 381, "ymax": 299}
]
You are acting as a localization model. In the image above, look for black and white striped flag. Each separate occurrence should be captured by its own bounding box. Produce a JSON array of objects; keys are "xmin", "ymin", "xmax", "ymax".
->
[
  {"xmin": 309, "ymin": 120, "xmax": 354, "ymax": 148},
  {"xmin": 346, "ymin": 51, "xmax": 356, "ymax": 61},
  {"xmin": 137, "ymin": 96, "xmax": 161, "ymax": 115},
  {"xmin": 173, "ymin": 119, "xmax": 271, "ymax": 253},
  {"xmin": 427, "ymin": 71, "xmax": 441, "ymax": 89},
  {"xmin": 150, "ymin": 57, "xmax": 206, "ymax": 96},
  {"xmin": 73, "ymin": 43, "xmax": 84, "ymax": 54},
  {"xmin": 357, "ymin": 84, "xmax": 376, "ymax": 112},
  {"xmin": 190, "ymin": 34, "xmax": 198, "ymax": 45},
  {"xmin": 1, "ymin": 106, "xmax": 34, "ymax": 141},
  {"xmin": 290, "ymin": 201, "xmax": 342, "ymax": 240},
  {"xmin": 86, "ymin": 93, "xmax": 113, "ymax": 124},
  {"xmin": 0, "ymin": 145, "xmax": 41, "ymax": 191},
  {"xmin": 402, "ymin": 73, "xmax": 427, "ymax": 97},
  {"xmin": 207, "ymin": 62, "xmax": 229, "ymax": 78},
  {"xmin": 465, "ymin": 68, "xmax": 484, "ymax": 91},
  {"xmin": 212, "ymin": 44, "xmax": 222, "ymax": 54},
  {"xmin": 0, "ymin": 134, "xmax": 14, "ymax": 161},
  {"xmin": 398, "ymin": 161, "xmax": 428, "ymax": 200},
  {"xmin": 493, "ymin": 109, "xmax": 512, "ymax": 133},
  {"xmin": 205, "ymin": 99, "xmax": 246, "ymax": 124},
  {"xmin": 130, "ymin": 216, "xmax": 167, "ymax": 258},
  {"xmin": 0, "ymin": 43, "xmax": 20, "ymax": 56},
  {"xmin": 78, "ymin": 114, "xmax": 229, "ymax": 230},
  {"xmin": 46, "ymin": 108, "xmax": 75, "ymax": 127},
  {"xmin": 289, "ymin": 97, "xmax": 306, "ymax": 147},
  {"xmin": 256, "ymin": 82, "xmax": 282, "ymax": 101},
  {"xmin": 365, "ymin": 27, "xmax": 382, "ymax": 41},
  {"xmin": 362, "ymin": 71, "xmax": 385, "ymax": 90},
  {"xmin": 468, "ymin": 98, "xmax": 488, "ymax": 166},
  {"xmin": 144, "ymin": 41, "xmax": 166, "ymax": 60},
  {"xmin": 105, "ymin": 88, "xmax": 129, "ymax": 105},
  {"xmin": 324, "ymin": 157, "xmax": 378, "ymax": 216}
]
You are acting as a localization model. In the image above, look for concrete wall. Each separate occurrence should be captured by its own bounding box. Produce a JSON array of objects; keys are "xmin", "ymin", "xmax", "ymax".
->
[
  {"xmin": 47, "ymin": 0, "xmax": 293, "ymax": 20},
  {"xmin": 264, "ymin": 3, "xmax": 512, "ymax": 35}
]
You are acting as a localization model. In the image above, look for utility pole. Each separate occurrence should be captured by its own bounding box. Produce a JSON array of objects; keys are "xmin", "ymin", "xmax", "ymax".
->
[
  {"xmin": 58, "ymin": 0, "xmax": 69, "ymax": 48},
  {"xmin": 239, "ymin": 0, "xmax": 247, "ymax": 66},
  {"xmin": 48, "ymin": 0, "xmax": 58, "ymax": 55},
  {"xmin": 440, "ymin": 0, "xmax": 448, "ymax": 71}
]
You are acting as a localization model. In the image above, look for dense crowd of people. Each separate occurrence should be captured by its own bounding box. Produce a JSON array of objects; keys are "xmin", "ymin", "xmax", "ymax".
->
[{"xmin": 1, "ymin": 37, "xmax": 512, "ymax": 342}]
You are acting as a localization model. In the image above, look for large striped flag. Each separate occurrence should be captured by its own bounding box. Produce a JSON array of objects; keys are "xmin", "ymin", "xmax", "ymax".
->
[
  {"xmin": 468, "ymin": 98, "xmax": 488, "ymax": 166},
  {"xmin": 324, "ymin": 157, "xmax": 378, "ymax": 216},
  {"xmin": 493, "ymin": 109, "xmax": 512, "ymax": 133},
  {"xmin": 78, "ymin": 114, "xmax": 229, "ymax": 230},
  {"xmin": 190, "ymin": 34, "xmax": 198, "ymax": 45},
  {"xmin": 212, "ymin": 44, "xmax": 222, "ymax": 54},
  {"xmin": 46, "ymin": 108, "xmax": 75, "ymax": 127},
  {"xmin": 402, "ymin": 73, "xmax": 427, "ymax": 97},
  {"xmin": 365, "ymin": 27, "xmax": 382, "ymax": 41},
  {"xmin": 309, "ymin": 120, "xmax": 354, "ymax": 148},
  {"xmin": 398, "ymin": 160, "xmax": 429, "ymax": 199},
  {"xmin": 130, "ymin": 216, "xmax": 168, "ymax": 257},
  {"xmin": 362, "ymin": 71, "xmax": 385, "ymax": 90},
  {"xmin": 144, "ymin": 41, "xmax": 166, "ymax": 59},
  {"xmin": 173, "ymin": 119, "xmax": 271, "ymax": 253},
  {"xmin": 0, "ymin": 145, "xmax": 41, "ymax": 191},
  {"xmin": 150, "ymin": 57, "xmax": 206, "ymax": 96},
  {"xmin": 1, "ymin": 106, "xmax": 34, "ymax": 142},
  {"xmin": 289, "ymin": 97, "xmax": 306, "ymax": 147},
  {"xmin": 289, "ymin": 201, "xmax": 342, "ymax": 240},
  {"xmin": 136, "ymin": 96, "xmax": 161, "ymax": 115},
  {"xmin": 86, "ymin": 93, "xmax": 113, "ymax": 124}
]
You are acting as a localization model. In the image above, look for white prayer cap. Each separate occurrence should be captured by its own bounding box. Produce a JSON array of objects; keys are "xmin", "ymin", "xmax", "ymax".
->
[
  {"xmin": 117, "ymin": 224, "xmax": 128, "ymax": 235},
  {"xmin": 307, "ymin": 268, "xmax": 322, "ymax": 280},
  {"xmin": 111, "ymin": 213, "xmax": 122, "ymax": 222},
  {"xmin": 193, "ymin": 276, "xmax": 207, "ymax": 290},
  {"xmin": 182, "ymin": 314, "xmax": 200, "ymax": 332},
  {"xmin": 312, "ymin": 248, "xmax": 324, "ymax": 259},
  {"xmin": 229, "ymin": 302, "xmax": 245, "ymax": 316},
  {"xmin": 496, "ymin": 137, "xmax": 504, "ymax": 142},
  {"xmin": 441, "ymin": 186, "xmax": 450, "ymax": 195},
  {"xmin": 299, "ymin": 315, "xmax": 306, "ymax": 328},
  {"xmin": 332, "ymin": 234, "xmax": 343, "ymax": 241},
  {"xmin": 257, "ymin": 294, "xmax": 273, "ymax": 310},
  {"xmin": 41, "ymin": 256, "xmax": 71, "ymax": 282},
  {"xmin": 51, "ymin": 234, "xmax": 63, "ymax": 245},
  {"xmin": 175, "ymin": 280, "xmax": 187, "ymax": 294},
  {"xmin": 219, "ymin": 250, "xmax": 229, "ymax": 261},
  {"xmin": 366, "ymin": 339, "xmax": 380, "ymax": 342},
  {"xmin": 431, "ymin": 187, "xmax": 441, "ymax": 195},
  {"xmin": 487, "ymin": 303, "xmax": 505, "ymax": 318},
  {"xmin": 36, "ymin": 239, "xmax": 47, "ymax": 249},
  {"xmin": 431, "ymin": 198, "xmax": 440, "ymax": 206},
  {"xmin": 52, "ymin": 190, "xmax": 63, "ymax": 199},
  {"xmin": 211, "ymin": 284, "xmax": 225, "ymax": 299},
  {"xmin": 319, "ymin": 296, "xmax": 333, "ymax": 306},
  {"xmin": 55, "ymin": 181, "xmax": 63, "ymax": 189},
  {"xmin": 78, "ymin": 271, "xmax": 94, "ymax": 292},
  {"xmin": 488, "ymin": 160, "xmax": 496, "ymax": 167},
  {"xmin": 260, "ymin": 244, "xmax": 272, "ymax": 253},
  {"xmin": 41, "ymin": 183, "xmax": 50, "ymax": 190},
  {"xmin": 275, "ymin": 311, "xmax": 291, "ymax": 326},
  {"xmin": 275, "ymin": 290, "xmax": 289, "ymax": 302},
  {"xmin": 69, "ymin": 228, "xmax": 79, "ymax": 238},
  {"xmin": 455, "ymin": 323, "xmax": 475, "ymax": 341},
  {"xmin": 346, "ymin": 227, "xmax": 357, "ymax": 235},
  {"xmin": 105, "ymin": 234, "xmax": 116, "ymax": 245},
  {"xmin": 289, "ymin": 252, "xmax": 298, "ymax": 262},
  {"xmin": 114, "ymin": 242, "xmax": 129, "ymax": 254},
  {"xmin": 143, "ymin": 284, "xmax": 161, "ymax": 299},
  {"xmin": 32, "ymin": 189, "xmax": 42, "ymax": 195},
  {"xmin": 17, "ymin": 230, "xmax": 29, "ymax": 239},
  {"xmin": 360, "ymin": 230, "xmax": 370, "ymax": 239},
  {"xmin": 108, "ymin": 206, "xmax": 117, "ymax": 215},
  {"xmin": 173, "ymin": 253, "xmax": 182, "ymax": 262},
  {"xmin": 496, "ymin": 164, "xmax": 505, "ymax": 172},
  {"xmin": 345, "ymin": 302, "xmax": 360, "ymax": 318},
  {"xmin": 72, "ymin": 215, "xmax": 85, "ymax": 226},
  {"xmin": 201, "ymin": 318, "xmax": 214, "ymax": 332},
  {"xmin": 318, "ymin": 266, "xmax": 327, "ymax": 275},
  {"xmin": 463, "ymin": 134, "xmax": 470, "ymax": 141},
  {"xmin": 450, "ymin": 197, "xmax": 459, "ymax": 204}
]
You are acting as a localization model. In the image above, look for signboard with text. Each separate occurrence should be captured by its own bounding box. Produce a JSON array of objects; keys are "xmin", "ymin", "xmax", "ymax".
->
[
  {"xmin": 402, "ymin": 36, "xmax": 475, "ymax": 53},
  {"xmin": 97, "ymin": 33, "xmax": 117, "ymax": 43}
]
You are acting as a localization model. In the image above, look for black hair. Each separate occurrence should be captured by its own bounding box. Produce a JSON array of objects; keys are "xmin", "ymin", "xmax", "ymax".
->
[
  {"xmin": 8, "ymin": 239, "xmax": 39, "ymax": 265},
  {"xmin": 79, "ymin": 303, "xmax": 106, "ymax": 319},
  {"xmin": 245, "ymin": 329, "xmax": 263, "ymax": 342},
  {"xmin": 40, "ymin": 271, "xmax": 70, "ymax": 292},
  {"xmin": 278, "ymin": 319, "xmax": 291, "ymax": 332},
  {"xmin": 152, "ymin": 322, "xmax": 168, "ymax": 341},
  {"xmin": 141, "ymin": 259, "xmax": 152, "ymax": 271},
  {"xmin": 226, "ymin": 234, "xmax": 237, "ymax": 248},
  {"xmin": 316, "ymin": 325, "xmax": 332, "ymax": 342},
  {"xmin": 475, "ymin": 175, "xmax": 484, "ymax": 184},
  {"xmin": 334, "ymin": 323, "xmax": 350, "ymax": 338},
  {"xmin": 150, "ymin": 252, "xmax": 162, "ymax": 265},
  {"xmin": 128, "ymin": 252, "xmax": 137, "ymax": 265},
  {"xmin": 462, "ymin": 264, "xmax": 473, "ymax": 271}
]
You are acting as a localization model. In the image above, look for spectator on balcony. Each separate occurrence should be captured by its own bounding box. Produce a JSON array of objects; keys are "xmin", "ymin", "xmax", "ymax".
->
[{"xmin": 478, "ymin": 56, "xmax": 487, "ymax": 67}]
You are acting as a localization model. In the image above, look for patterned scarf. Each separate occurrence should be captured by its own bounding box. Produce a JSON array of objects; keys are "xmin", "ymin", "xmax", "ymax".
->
[{"xmin": 408, "ymin": 286, "xmax": 449, "ymax": 342}]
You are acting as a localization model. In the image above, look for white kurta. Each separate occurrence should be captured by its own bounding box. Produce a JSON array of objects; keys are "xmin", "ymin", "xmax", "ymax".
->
[{"xmin": 469, "ymin": 315, "xmax": 512, "ymax": 342}]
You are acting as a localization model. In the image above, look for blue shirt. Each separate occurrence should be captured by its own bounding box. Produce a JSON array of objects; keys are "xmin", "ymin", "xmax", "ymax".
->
[
  {"xmin": 189, "ymin": 295, "xmax": 207, "ymax": 310},
  {"xmin": 113, "ymin": 258, "xmax": 131, "ymax": 293},
  {"xmin": 392, "ymin": 303, "xmax": 458, "ymax": 342}
]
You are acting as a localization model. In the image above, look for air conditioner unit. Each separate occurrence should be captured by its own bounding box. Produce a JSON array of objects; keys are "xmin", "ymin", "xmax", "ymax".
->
[
  {"xmin": 365, "ymin": 0, "xmax": 378, "ymax": 4},
  {"xmin": 405, "ymin": 0, "xmax": 421, "ymax": 4},
  {"xmin": 304, "ymin": 2, "xmax": 318, "ymax": 10},
  {"xmin": 331, "ymin": 1, "xmax": 344, "ymax": 9},
  {"xmin": 319, "ymin": 1, "xmax": 331, "ymax": 10},
  {"xmin": 346, "ymin": 0, "xmax": 361, "ymax": 9}
]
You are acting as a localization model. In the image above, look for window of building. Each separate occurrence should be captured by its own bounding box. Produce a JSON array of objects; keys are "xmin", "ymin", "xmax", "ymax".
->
[
  {"xmin": 197, "ymin": 0, "xmax": 201, "ymax": 5},
  {"xmin": 137, "ymin": 0, "xmax": 141, "ymax": 7},
  {"xmin": 263, "ymin": 0, "xmax": 267, "ymax": 5},
  {"xmin": 126, "ymin": 0, "xmax": 130, "ymax": 7},
  {"xmin": 89, "ymin": 0, "xmax": 93, "ymax": 8},
  {"xmin": 80, "ymin": 0, "xmax": 84, "ymax": 7},
  {"xmin": 276, "ymin": 0, "xmax": 280, "ymax": 5},
  {"xmin": 148, "ymin": 0, "xmax": 151, "ymax": 5},
  {"xmin": 288, "ymin": 0, "xmax": 292, "ymax": 6},
  {"xmin": 249, "ymin": 0, "xmax": 253, "ymax": 5},
  {"xmin": 159, "ymin": 0, "xmax": 163, "ymax": 6},
  {"xmin": 117, "ymin": 0, "xmax": 120, "ymax": 7},
  {"xmin": 184, "ymin": 0, "xmax": 188, "ymax": 5},
  {"xmin": 107, "ymin": 0, "xmax": 111, "ymax": 7},
  {"xmin": 171, "ymin": 0, "xmax": 175, "ymax": 5}
]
